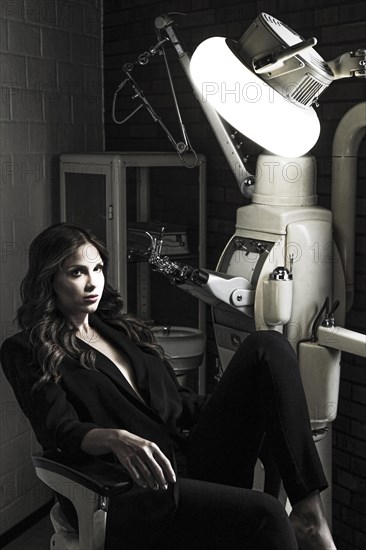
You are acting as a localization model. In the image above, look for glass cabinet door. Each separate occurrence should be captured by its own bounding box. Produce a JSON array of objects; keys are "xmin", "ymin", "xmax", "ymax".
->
[{"xmin": 63, "ymin": 172, "xmax": 107, "ymax": 244}]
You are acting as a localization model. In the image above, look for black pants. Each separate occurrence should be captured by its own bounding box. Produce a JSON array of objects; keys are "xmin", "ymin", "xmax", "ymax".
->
[
  {"xmin": 156, "ymin": 330, "xmax": 327, "ymax": 549},
  {"xmin": 157, "ymin": 477, "xmax": 298, "ymax": 549},
  {"xmin": 188, "ymin": 330, "xmax": 328, "ymax": 503}
]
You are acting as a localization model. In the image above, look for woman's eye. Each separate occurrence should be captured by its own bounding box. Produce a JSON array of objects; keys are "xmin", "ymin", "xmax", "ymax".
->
[
  {"xmin": 70, "ymin": 269, "xmax": 82, "ymax": 278},
  {"xmin": 95, "ymin": 264, "xmax": 104, "ymax": 272}
]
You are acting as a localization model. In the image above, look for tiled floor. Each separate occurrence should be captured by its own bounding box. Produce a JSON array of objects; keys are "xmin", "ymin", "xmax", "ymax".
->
[{"xmin": 2, "ymin": 516, "xmax": 54, "ymax": 550}]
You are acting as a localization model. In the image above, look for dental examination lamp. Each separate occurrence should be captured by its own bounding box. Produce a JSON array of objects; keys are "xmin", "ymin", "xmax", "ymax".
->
[
  {"xmin": 116, "ymin": 12, "xmax": 366, "ymax": 520},
  {"xmin": 147, "ymin": 12, "xmax": 366, "ymax": 353}
]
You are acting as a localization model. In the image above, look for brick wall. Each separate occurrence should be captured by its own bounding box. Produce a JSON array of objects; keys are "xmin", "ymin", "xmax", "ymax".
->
[
  {"xmin": 0, "ymin": 0, "xmax": 104, "ymax": 535},
  {"xmin": 104, "ymin": 1, "xmax": 366, "ymax": 549}
]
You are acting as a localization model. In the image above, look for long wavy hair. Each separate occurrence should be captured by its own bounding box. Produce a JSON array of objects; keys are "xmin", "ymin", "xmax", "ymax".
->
[{"xmin": 17, "ymin": 223, "xmax": 163, "ymax": 386}]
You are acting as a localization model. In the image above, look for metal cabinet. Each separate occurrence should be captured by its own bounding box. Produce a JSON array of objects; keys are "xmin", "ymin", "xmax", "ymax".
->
[{"xmin": 60, "ymin": 152, "xmax": 207, "ymax": 389}]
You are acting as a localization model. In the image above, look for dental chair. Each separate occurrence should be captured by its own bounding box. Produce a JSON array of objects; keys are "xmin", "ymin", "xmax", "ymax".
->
[
  {"xmin": 32, "ymin": 450, "xmax": 132, "ymax": 550},
  {"xmin": 33, "ymin": 438, "xmax": 283, "ymax": 550}
]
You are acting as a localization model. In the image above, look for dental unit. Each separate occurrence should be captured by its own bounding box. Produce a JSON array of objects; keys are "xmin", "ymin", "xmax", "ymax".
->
[{"xmin": 115, "ymin": 12, "xmax": 366, "ymax": 522}]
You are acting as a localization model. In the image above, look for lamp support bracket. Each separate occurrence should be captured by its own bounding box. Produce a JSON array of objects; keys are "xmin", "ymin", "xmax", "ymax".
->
[{"xmin": 328, "ymin": 49, "xmax": 366, "ymax": 79}]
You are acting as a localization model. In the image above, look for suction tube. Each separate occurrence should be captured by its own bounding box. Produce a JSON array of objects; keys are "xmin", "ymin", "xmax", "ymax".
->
[{"xmin": 332, "ymin": 102, "xmax": 366, "ymax": 311}]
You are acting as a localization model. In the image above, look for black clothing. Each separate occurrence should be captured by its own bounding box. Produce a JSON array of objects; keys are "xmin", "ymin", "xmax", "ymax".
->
[
  {"xmin": 188, "ymin": 330, "xmax": 328, "ymax": 505},
  {"xmin": 1, "ymin": 317, "xmax": 326, "ymax": 549},
  {"xmin": 153, "ymin": 478, "xmax": 298, "ymax": 550}
]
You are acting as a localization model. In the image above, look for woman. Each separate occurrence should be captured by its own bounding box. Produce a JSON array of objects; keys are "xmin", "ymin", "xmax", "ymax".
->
[{"xmin": 0, "ymin": 223, "xmax": 336, "ymax": 550}]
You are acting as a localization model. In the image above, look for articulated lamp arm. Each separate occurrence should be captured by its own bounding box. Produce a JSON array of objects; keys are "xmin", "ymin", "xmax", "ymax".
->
[
  {"xmin": 154, "ymin": 14, "xmax": 255, "ymax": 197},
  {"xmin": 328, "ymin": 49, "xmax": 366, "ymax": 79}
]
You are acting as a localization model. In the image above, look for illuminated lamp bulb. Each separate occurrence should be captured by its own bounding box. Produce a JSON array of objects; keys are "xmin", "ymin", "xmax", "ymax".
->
[{"xmin": 190, "ymin": 37, "xmax": 321, "ymax": 158}]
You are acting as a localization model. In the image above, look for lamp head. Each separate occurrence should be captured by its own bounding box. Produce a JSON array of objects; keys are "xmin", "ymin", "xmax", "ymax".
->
[
  {"xmin": 190, "ymin": 13, "xmax": 336, "ymax": 158},
  {"xmin": 238, "ymin": 13, "xmax": 334, "ymax": 108}
]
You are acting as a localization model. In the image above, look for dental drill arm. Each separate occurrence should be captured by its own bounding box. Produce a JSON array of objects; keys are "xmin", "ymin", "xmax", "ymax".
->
[
  {"xmin": 148, "ymin": 231, "xmax": 255, "ymax": 311},
  {"xmin": 179, "ymin": 269, "xmax": 255, "ymax": 311}
]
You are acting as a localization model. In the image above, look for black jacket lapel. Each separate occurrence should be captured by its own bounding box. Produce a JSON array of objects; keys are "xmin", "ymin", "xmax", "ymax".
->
[{"xmin": 88, "ymin": 315, "xmax": 162, "ymax": 421}]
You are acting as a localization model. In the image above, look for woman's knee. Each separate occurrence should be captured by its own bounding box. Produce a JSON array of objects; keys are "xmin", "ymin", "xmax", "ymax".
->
[
  {"xmin": 236, "ymin": 330, "xmax": 297, "ymax": 367},
  {"xmin": 253, "ymin": 494, "xmax": 298, "ymax": 549},
  {"xmin": 223, "ymin": 330, "xmax": 300, "ymax": 393},
  {"xmin": 241, "ymin": 329, "xmax": 287, "ymax": 351}
]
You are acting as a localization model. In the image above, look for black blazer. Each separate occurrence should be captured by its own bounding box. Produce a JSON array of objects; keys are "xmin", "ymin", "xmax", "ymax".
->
[{"xmin": 0, "ymin": 315, "xmax": 208, "ymax": 548}]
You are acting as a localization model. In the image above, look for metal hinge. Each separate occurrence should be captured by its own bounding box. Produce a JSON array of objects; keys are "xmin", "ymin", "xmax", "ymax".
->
[
  {"xmin": 98, "ymin": 495, "xmax": 109, "ymax": 511},
  {"xmin": 108, "ymin": 204, "xmax": 113, "ymax": 220}
]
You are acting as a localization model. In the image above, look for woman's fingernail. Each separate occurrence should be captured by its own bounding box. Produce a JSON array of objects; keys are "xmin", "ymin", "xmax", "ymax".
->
[{"xmin": 163, "ymin": 484, "xmax": 168, "ymax": 491}]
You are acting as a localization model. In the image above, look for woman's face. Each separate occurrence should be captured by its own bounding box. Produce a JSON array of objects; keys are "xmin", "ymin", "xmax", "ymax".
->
[{"xmin": 53, "ymin": 243, "xmax": 105, "ymax": 324}]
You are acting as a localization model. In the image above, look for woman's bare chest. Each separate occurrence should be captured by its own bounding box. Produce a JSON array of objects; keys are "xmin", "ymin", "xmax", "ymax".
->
[{"xmin": 80, "ymin": 333, "xmax": 145, "ymax": 401}]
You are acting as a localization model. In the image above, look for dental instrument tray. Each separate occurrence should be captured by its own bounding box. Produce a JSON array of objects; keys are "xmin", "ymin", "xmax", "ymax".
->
[{"xmin": 127, "ymin": 221, "xmax": 190, "ymax": 260}]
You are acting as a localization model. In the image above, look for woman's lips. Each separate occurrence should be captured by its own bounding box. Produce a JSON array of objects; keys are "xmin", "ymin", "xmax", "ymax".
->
[{"xmin": 83, "ymin": 295, "xmax": 99, "ymax": 303}]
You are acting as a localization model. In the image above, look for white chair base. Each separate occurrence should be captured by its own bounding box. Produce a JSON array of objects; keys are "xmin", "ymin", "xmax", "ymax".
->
[{"xmin": 50, "ymin": 502, "xmax": 78, "ymax": 550}]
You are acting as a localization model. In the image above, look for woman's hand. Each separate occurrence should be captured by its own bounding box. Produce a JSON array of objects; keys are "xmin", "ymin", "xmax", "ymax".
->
[
  {"xmin": 110, "ymin": 429, "xmax": 176, "ymax": 491},
  {"xmin": 81, "ymin": 428, "xmax": 176, "ymax": 491}
]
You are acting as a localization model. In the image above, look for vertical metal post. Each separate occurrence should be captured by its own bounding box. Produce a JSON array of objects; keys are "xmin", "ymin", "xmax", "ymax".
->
[
  {"xmin": 116, "ymin": 162, "xmax": 128, "ymax": 311},
  {"xmin": 198, "ymin": 157, "xmax": 207, "ymax": 393},
  {"xmin": 136, "ymin": 167, "xmax": 151, "ymax": 321}
]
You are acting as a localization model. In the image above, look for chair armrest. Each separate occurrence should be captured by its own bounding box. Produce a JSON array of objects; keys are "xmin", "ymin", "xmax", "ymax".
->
[{"xmin": 32, "ymin": 450, "xmax": 132, "ymax": 497}]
